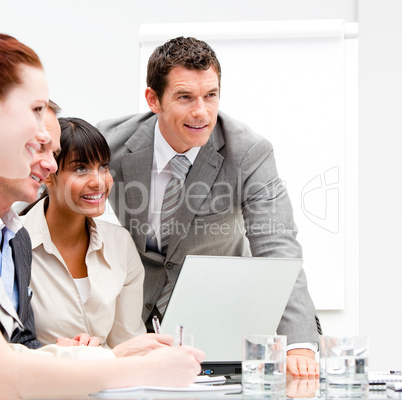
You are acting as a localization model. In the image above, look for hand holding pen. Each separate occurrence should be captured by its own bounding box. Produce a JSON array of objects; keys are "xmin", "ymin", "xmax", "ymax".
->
[{"xmin": 152, "ymin": 316, "xmax": 190, "ymax": 347}]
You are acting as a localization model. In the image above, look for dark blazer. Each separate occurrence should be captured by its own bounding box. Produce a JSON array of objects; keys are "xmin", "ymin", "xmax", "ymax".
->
[
  {"xmin": 99, "ymin": 111, "xmax": 320, "ymax": 345},
  {"xmin": 8, "ymin": 227, "xmax": 42, "ymax": 349}
]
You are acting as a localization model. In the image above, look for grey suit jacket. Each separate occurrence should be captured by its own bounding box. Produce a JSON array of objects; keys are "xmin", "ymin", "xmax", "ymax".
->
[
  {"xmin": 8, "ymin": 227, "xmax": 42, "ymax": 348},
  {"xmin": 99, "ymin": 111, "xmax": 320, "ymax": 345}
]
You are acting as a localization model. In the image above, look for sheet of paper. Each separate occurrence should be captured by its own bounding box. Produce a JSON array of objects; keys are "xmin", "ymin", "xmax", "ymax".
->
[
  {"xmin": 97, "ymin": 383, "xmax": 241, "ymax": 395},
  {"xmin": 195, "ymin": 375, "xmax": 226, "ymax": 383}
]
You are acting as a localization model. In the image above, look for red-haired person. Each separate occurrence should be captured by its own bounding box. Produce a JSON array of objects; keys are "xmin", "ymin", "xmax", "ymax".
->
[{"xmin": 0, "ymin": 33, "xmax": 50, "ymax": 179}]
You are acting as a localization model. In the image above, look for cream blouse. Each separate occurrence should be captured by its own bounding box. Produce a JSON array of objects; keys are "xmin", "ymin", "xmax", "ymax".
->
[{"xmin": 21, "ymin": 199, "xmax": 146, "ymax": 348}]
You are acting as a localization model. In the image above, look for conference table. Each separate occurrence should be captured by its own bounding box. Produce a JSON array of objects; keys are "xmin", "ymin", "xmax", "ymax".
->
[{"xmin": 45, "ymin": 375, "xmax": 388, "ymax": 400}]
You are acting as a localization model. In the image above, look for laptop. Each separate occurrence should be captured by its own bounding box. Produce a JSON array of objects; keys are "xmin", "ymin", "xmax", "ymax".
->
[{"xmin": 160, "ymin": 255, "xmax": 302, "ymax": 376}]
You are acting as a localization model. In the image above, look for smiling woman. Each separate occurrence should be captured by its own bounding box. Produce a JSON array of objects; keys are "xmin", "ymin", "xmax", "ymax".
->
[
  {"xmin": 0, "ymin": 34, "xmax": 50, "ymax": 179},
  {"xmin": 47, "ymin": 118, "xmax": 113, "ymax": 217},
  {"xmin": 20, "ymin": 117, "xmax": 147, "ymax": 348}
]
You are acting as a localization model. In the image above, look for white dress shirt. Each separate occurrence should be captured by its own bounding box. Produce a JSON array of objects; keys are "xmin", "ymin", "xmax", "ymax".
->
[{"xmin": 0, "ymin": 207, "xmax": 23, "ymax": 235}]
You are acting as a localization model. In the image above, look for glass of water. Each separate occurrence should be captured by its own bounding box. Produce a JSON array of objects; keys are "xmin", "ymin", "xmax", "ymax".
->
[
  {"xmin": 322, "ymin": 335, "xmax": 369, "ymax": 398},
  {"xmin": 242, "ymin": 335, "xmax": 287, "ymax": 398}
]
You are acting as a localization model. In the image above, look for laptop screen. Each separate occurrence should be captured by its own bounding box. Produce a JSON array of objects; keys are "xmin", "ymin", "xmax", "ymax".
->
[{"xmin": 160, "ymin": 256, "xmax": 302, "ymax": 368}]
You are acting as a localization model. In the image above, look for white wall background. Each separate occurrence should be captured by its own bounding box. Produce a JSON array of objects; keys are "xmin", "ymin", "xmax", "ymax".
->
[
  {"xmin": 13, "ymin": 0, "xmax": 402, "ymax": 369},
  {"xmin": 359, "ymin": 0, "xmax": 402, "ymax": 371},
  {"xmin": 0, "ymin": 0, "xmax": 356, "ymax": 125}
]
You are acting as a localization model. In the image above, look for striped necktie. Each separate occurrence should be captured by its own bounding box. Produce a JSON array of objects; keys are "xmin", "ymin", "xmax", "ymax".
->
[{"xmin": 157, "ymin": 155, "xmax": 191, "ymax": 316}]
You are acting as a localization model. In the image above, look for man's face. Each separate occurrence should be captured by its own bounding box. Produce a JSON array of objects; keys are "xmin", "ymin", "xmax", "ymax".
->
[
  {"xmin": 0, "ymin": 108, "xmax": 61, "ymax": 204},
  {"xmin": 146, "ymin": 66, "xmax": 220, "ymax": 153}
]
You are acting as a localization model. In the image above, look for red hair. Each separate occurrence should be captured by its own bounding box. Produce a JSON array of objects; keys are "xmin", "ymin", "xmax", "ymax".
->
[{"xmin": 0, "ymin": 33, "xmax": 43, "ymax": 99}]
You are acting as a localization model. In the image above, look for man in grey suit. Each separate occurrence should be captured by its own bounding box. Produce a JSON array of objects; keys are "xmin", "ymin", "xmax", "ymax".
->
[
  {"xmin": 99, "ymin": 36, "xmax": 320, "ymax": 376},
  {"xmin": 0, "ymin": 102, "xmax": 61, "ymax": 348}
]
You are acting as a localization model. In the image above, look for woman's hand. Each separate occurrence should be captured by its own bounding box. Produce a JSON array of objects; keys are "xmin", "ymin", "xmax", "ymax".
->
[{"xmin": 56, "ymin": 333, "xmax": 101, "ymax": 347}]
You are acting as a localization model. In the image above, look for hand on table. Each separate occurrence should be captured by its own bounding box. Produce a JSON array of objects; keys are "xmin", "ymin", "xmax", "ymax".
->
[
  {"xmin": 112, "ymin": 333, "xmax": 174, "ymax": 358},
  {"xmin": 287, "ymin": 349, "xmax": 319, "ymax": 377},
  {"xmin": 286, "ymin": 376, "xmax": 319, "ymax": 398},
  {"xmin": 56, "ymin": 333, "xmax": 101, "ymax": 347}
]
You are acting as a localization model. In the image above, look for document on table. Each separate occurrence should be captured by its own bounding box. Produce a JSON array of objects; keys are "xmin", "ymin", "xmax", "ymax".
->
[
  {"xmin": 96, "ymin": 382, "xmax": 241, "ymax": 396},
  {"xmin": 194, "ymin": 375, "xmax": 226, "ymax": 384}
]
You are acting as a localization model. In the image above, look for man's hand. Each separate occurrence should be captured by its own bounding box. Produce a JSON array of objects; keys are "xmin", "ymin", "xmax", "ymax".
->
[
  {"xmin": 287, "ymin": 349, "xmax": 319, "ymax": 377},
  {"xmin": 286, "ymin": 376, "xmax": 319, "ymax": 398},
  {"xmin": 56, "ymin": 333, "xmax": 101, "ymax": 347},
  {"xmin": 112, "ymin": 333, "xmax": 174, "ymax": 358}
]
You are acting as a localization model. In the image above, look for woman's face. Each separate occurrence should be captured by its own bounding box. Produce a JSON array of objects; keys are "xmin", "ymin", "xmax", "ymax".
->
[
  {"xmin": 0, "ymin": 65, "xmax": 50, "ymax": 179},
  {"xmin": 49, "ymin": 157, "xmax": 114, "ymax": 217}
]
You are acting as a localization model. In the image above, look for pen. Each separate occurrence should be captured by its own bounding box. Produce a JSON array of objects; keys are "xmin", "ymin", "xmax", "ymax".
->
[
  {"xmin": 177, "ymin": 325, "xmax": 184, "ymax": 346},
  {"xmin": 152, "ymin": 315, "xmax": 161, "ymax": 334}
]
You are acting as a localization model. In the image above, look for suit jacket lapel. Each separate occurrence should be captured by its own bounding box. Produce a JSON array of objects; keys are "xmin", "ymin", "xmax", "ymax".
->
[
  {"xmin": 121, "ymin": 115, "xmax": 157, "ymax": 252},
  {"xmin": 166, "ymin": 123, "xmax": 225, "ymax": 259}
]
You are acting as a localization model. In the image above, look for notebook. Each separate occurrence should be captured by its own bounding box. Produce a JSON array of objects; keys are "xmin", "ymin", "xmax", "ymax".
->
[{"xmin": 160, "ymin": 255, "xmax": 302, "ymax": 375}]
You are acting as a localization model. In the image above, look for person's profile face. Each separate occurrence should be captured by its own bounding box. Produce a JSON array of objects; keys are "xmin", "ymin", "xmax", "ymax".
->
[
  {"xmin": 0, "ymin": 65, "xmax": 50, "ymax": 179},
  {"xmin": 19, "ymin": 109, "xmax": 61, "ymax": 203},
  {"xmin": 151, "ymin": 66, "xmax": 220, "ymax": 153}
]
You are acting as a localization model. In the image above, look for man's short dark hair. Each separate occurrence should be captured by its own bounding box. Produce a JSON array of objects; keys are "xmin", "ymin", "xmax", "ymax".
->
[{"xmin": 146, "ymin": 36, "xmax": 221, "ymax": 100}]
